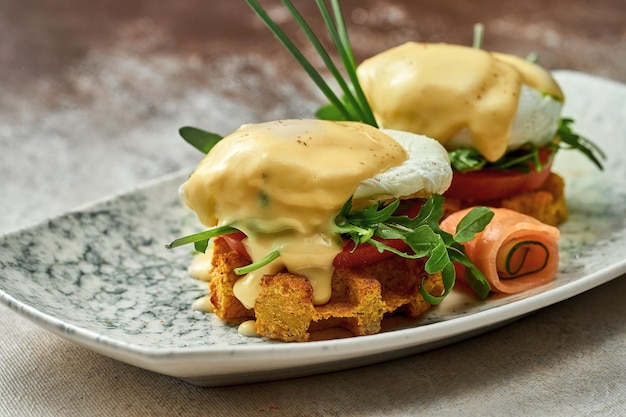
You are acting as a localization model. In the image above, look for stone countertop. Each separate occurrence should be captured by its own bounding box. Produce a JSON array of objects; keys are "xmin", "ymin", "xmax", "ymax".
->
[{"xmin": 1, "ymin": 1, "xmax": 624, "ymax": 415}]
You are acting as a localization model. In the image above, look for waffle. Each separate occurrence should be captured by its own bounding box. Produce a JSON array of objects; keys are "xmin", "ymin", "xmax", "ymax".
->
[
  {"xmin": 208, "ymin": 236, "xmax": 444, "ymax": 342},
  {"xmin": 444, "ymin": 172, "xmax": 569, "ymax": 226}
]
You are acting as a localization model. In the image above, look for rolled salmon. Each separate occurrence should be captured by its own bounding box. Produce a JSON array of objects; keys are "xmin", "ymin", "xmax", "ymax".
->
[{"xmin": 441, "ymin": 207, "xmax": 560, "ymax": 294}]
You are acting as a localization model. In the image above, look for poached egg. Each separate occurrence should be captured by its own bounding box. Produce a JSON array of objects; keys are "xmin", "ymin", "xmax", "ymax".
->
[{"xmin": 356, "ymin": 42, "xmax": 564, "ymax": 162}]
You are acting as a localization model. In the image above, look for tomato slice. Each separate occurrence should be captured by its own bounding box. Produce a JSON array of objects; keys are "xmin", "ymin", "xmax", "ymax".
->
[
  {"xmin": 222, "ymin": 231, "xmax": 250, "ymax": 260},
  {"xmin": 444, "ymin": 148, "xmax": 554, "ymax": 201},
  {"xmin": 220, "ymin": 199, "xmax": 424, "ymax": 269},
  {"xmin": 332, "ymin": 238, "xmax": 410, "ymax": 269}
]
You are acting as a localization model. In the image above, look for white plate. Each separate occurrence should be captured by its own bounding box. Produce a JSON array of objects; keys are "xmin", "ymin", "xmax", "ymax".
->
[{"xmin": 1, "ymin": 71, "xmax": 625, "ymax": 387}]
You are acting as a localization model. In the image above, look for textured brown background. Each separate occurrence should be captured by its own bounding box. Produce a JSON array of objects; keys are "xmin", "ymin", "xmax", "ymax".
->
[
  {"xmin": 1, "ymin": 1, "xmax": 625, "ymax": 416},
  {"xmin": 1, "ymin": 0, "xmax": 625, "ymax": 86}
]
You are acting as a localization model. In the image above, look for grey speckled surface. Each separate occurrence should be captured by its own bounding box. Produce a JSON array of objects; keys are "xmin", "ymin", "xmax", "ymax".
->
[{"xmin": 1, "ymin": 1, "xmax": 625, "ymax": 416}]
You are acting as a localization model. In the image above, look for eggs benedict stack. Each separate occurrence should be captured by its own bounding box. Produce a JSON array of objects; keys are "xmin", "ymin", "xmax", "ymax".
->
[
  {"xmin": 176, "ymin": 119, "xmax": 488, "ymax": 342},
  {"xmin": 355, "ymin": 42, "xmax": 573, "ymax": 225},
  {"xmin": 356, "ymin": 42, "xmax": 564, "ymax": 164}
]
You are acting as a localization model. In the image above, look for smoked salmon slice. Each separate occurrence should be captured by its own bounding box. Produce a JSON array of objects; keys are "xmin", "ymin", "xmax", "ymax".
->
[{"xmin": 441, "ymin": 207, "xmax": 560, "ymax": 294}]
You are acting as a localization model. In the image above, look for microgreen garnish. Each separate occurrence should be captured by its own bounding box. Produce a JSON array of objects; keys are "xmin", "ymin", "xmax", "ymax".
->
[
  {"xmin": 447, "ymin": 148, "xmax": 488, "ymax": 173},
  {"xmin": 472, "ymin": 23, "xmax": 484, "ymax": 49},
  {"xmin": 245, "ymin": 0, "xmax": 376, "ymax": 125},
  {"xmin": 166, "ymin": 224, "xmax": 281, "ymax": 275},
  {"xmin": 526, "ymin": 51, "xmax": 539, "ymax": 63},
  {"xmin": 165, "ymin": 225, "xmax": 237, "ymax": 253},
  {"xmin": 557, "ymin": 118, "xmax": 606, "ymax": 170},
  {"xmin": 234, "ymin": 249, "xmax": 281, "ymax": 275},
  {"xmin": 179, "ymin": 126, "xmax": 223, "ymax": 154},
  {"xmin": 334, "ymin": 195, "xmax": 494, "ymax": 301}
]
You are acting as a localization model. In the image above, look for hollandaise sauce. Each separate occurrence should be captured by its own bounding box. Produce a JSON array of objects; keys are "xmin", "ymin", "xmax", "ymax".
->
[
  {"xmin": 356, "ymin": 42, "xmax": 564, "ymax": 162},
  {"xmin": 181, "ymin": 119, "xmax": 407, "ymax": 308}
]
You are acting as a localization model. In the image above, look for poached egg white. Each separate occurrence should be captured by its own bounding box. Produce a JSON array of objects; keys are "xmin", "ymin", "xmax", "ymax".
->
[{"xmin": 354, "ymin": 129, "xmax": 453, "ymax": 201}]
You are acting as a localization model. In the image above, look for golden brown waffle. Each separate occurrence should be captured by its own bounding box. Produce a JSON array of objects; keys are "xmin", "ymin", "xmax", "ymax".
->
[
  {"xmin": 444, "ymin": 172, "xmax": 569, "ymax": 226},
  {"xmin": 208, "ymin": 236, "xmax": 444, "ymax": 342}
]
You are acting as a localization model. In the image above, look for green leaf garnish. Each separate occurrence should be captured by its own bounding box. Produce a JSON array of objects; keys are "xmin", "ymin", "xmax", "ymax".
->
[
  {"xmin": 557, "ymin": 118, "xmax": 606, "ymax": 170},
  {"xmin": 245, "ymin": 0, "xmax": 376, "ymax": 125},
  {"xmin": 472, "ymin": 23, "xmax": 484, "ymax": 49},
  {"xmin": 447, "ymin": 148, "xmax": 487, "ymax": 172},
  {"xmin": 194, "ymin": 239, "xmax": 209, "ymax": 254},
  {"xmin": 454, "ymin": 206, "xmax": 496, "ymax": 242},
  {"xmin": 334, "ymin": 194, "xmax": 493, "ymax": 302},
  {"xmin": 179, "ymin": 126, "xmax": 223, "ymax": 154},
  {"xmin": 448, "ymin": 248, "xmax": 491, "ymax": 299},
  {"xmin": 526, "ymin": 51, "xmax": 539, "ymax": 63},
  {"xmin": 165, "ymin": 225, "xmax": 238, "ymax": 250}
]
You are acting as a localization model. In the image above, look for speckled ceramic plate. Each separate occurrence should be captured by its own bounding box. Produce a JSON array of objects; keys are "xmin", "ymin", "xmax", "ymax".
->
[{"xmin": 1, "ymin": 71, "xmax": 625, "ymax": 387}]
